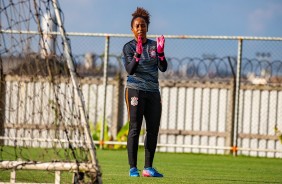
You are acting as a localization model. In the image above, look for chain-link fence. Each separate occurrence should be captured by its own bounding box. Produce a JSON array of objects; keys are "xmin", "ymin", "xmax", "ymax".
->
[{"xmin": 1, "ymin": 31, "xmax": 282, "ymax": 157}]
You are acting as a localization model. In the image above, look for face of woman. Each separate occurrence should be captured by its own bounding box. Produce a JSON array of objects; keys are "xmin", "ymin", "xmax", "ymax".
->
[{"xmin": 131, "ymin": 17, "xmax": 147, "ymax": 43}]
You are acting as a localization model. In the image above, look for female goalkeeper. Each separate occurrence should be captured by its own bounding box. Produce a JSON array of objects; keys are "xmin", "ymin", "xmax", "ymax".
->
[{"xmin": 122, "ymin": 7, "xmax": 168, "ymax": 177}]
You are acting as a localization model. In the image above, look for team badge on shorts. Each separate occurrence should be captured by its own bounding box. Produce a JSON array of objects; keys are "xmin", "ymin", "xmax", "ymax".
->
[{"xmin": 131, "ymin": 96, "xmax": 138, "ymax": 106}]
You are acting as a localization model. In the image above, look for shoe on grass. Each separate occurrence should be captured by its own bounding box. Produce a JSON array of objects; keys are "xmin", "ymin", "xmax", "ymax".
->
[
  {"xmin": 142, "ymin": 167, "xmax": 163, "ymax": 177},
  {"xmin": 129, "ymin": 167, "xmax": 140, "ymax": 177}
]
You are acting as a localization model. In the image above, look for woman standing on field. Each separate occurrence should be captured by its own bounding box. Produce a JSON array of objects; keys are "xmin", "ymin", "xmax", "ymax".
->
[{"xmin": 122, "ymin": 7, "xmax": 167, "ymax": 177}]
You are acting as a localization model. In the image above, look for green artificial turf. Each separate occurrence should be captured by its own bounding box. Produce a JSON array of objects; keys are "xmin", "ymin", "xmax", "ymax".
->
[
  {"xmin": 1, "ymin": 147, "xmax": 282, "ymax": 183},
  {"xmin": 98, "ymin": 148, "xmax": 282, "ymax": 184}
]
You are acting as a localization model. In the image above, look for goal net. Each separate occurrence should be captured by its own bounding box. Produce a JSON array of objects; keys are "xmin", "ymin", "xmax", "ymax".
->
[{"xmin": 0, "ymin": 0, "xmax": 101, "ymax": 183}]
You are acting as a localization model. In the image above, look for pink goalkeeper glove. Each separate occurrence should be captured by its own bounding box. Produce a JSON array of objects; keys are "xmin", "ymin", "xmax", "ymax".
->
[
  {"xmin": 157, "ymin": 35, "xmax": 165, "ymax": 53},
  {"xmin": 134, "ymin": 35, "xmax": 143, "ymax": 62},
  {"xmin": 156, "ymin": 35, "xmax": 165, "ymax": 61}
]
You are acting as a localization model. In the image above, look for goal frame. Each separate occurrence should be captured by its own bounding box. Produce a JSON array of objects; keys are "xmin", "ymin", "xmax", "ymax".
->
[{"xmin": 0, "ymin": 0, "xmax": 101, "ymax": 183}]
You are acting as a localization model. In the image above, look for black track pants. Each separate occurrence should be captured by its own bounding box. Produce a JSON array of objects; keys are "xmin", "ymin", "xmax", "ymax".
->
[{"xmin": 125, "ymin": 88, "xmax": 162, "ymax": 169}]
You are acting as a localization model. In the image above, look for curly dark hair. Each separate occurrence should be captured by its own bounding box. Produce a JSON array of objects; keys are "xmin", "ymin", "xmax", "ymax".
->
[{"xmin": 131, "ymin": 7, "xmax": 151, "ymax": 29}]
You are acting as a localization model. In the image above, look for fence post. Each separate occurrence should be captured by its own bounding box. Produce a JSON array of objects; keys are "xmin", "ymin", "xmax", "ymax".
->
[
  {"xmin": 0, "ymin": 59, "xmax": 5, "ymax": 146},
  {"xmin": 225, "ymin": 57, "xmax": 236, "ymax": 154},
  {"xmin": 100, "ymin": 36, "xmax": 110, "ymax": 148},
  {"xmin": 226, "ymin": 79, "xmax": 235, "ymax": 154},
  {"xmin": 111, "ymin": 75, "xmax": 124, "ymax": 139},
  {"xmin": 232, "ymin": 38, "xmax": 243, "ymax": 156}
]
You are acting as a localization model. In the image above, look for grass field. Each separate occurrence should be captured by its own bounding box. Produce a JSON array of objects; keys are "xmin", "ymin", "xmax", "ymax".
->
[
  {"xmin": 1, "ymin": 147, "xmax": 282, "ymax": 183},
  {"xmin": 99, "ymin": 148, "xmax": 282, "ymax": 184}
]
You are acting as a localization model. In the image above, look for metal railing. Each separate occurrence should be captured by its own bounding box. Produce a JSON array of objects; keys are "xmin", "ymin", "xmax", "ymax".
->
[{"xmin": 1, "ymin": 30, "xmax": 282, "ymax": 157}]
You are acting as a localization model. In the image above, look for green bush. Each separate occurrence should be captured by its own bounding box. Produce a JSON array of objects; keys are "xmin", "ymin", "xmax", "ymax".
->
[
  {"xmin": 274, "ymin": 125, "xmax": 282, "ymax": 144},
  {"xmin": 90, "ymin": 120, "xmax": 144, "ymax": 149}
]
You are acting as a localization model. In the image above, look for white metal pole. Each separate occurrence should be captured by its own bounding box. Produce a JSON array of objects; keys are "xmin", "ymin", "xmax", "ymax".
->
[
  {"xmin": 10, "ymin": 169, "xmax": 16, "ymax": 184},
  {"xmin": 233, "ymin": 38, "xmax": 243, "ymax": 156},
  {"xmin": 100, "ymin": 36, "xmax": 110, "ymax": 149},
  {"xmin": 55, "ymin": 171, "xmax": 61, "ymax": 184},
  {"xmin": 51, "ymin": 0, "xmax": 98, "ymax": 168}
]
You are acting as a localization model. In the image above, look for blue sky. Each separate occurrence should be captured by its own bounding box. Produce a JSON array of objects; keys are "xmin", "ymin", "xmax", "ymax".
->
[{"xmin": 60, "ymin": 0, "xmax": 282, "ymax": 37}]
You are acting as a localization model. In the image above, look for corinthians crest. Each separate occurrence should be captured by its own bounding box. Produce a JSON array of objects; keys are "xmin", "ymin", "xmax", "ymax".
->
[
  {"xmin": 131, "ymin": 96, "xmax": 138, "ymax": 106},
  {"xmin": 149, "ymin": 46, "xmax": 156, "ymax": 58}
]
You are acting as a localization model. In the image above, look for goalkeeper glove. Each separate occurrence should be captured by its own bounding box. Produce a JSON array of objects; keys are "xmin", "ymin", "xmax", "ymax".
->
[
  {"xmin": 156, "ymin": 35, "xmax": 165, "ymax": 61},
  {"xmin": 134, "ymin": 35, "xmax": 143, "ymax": 62}
]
